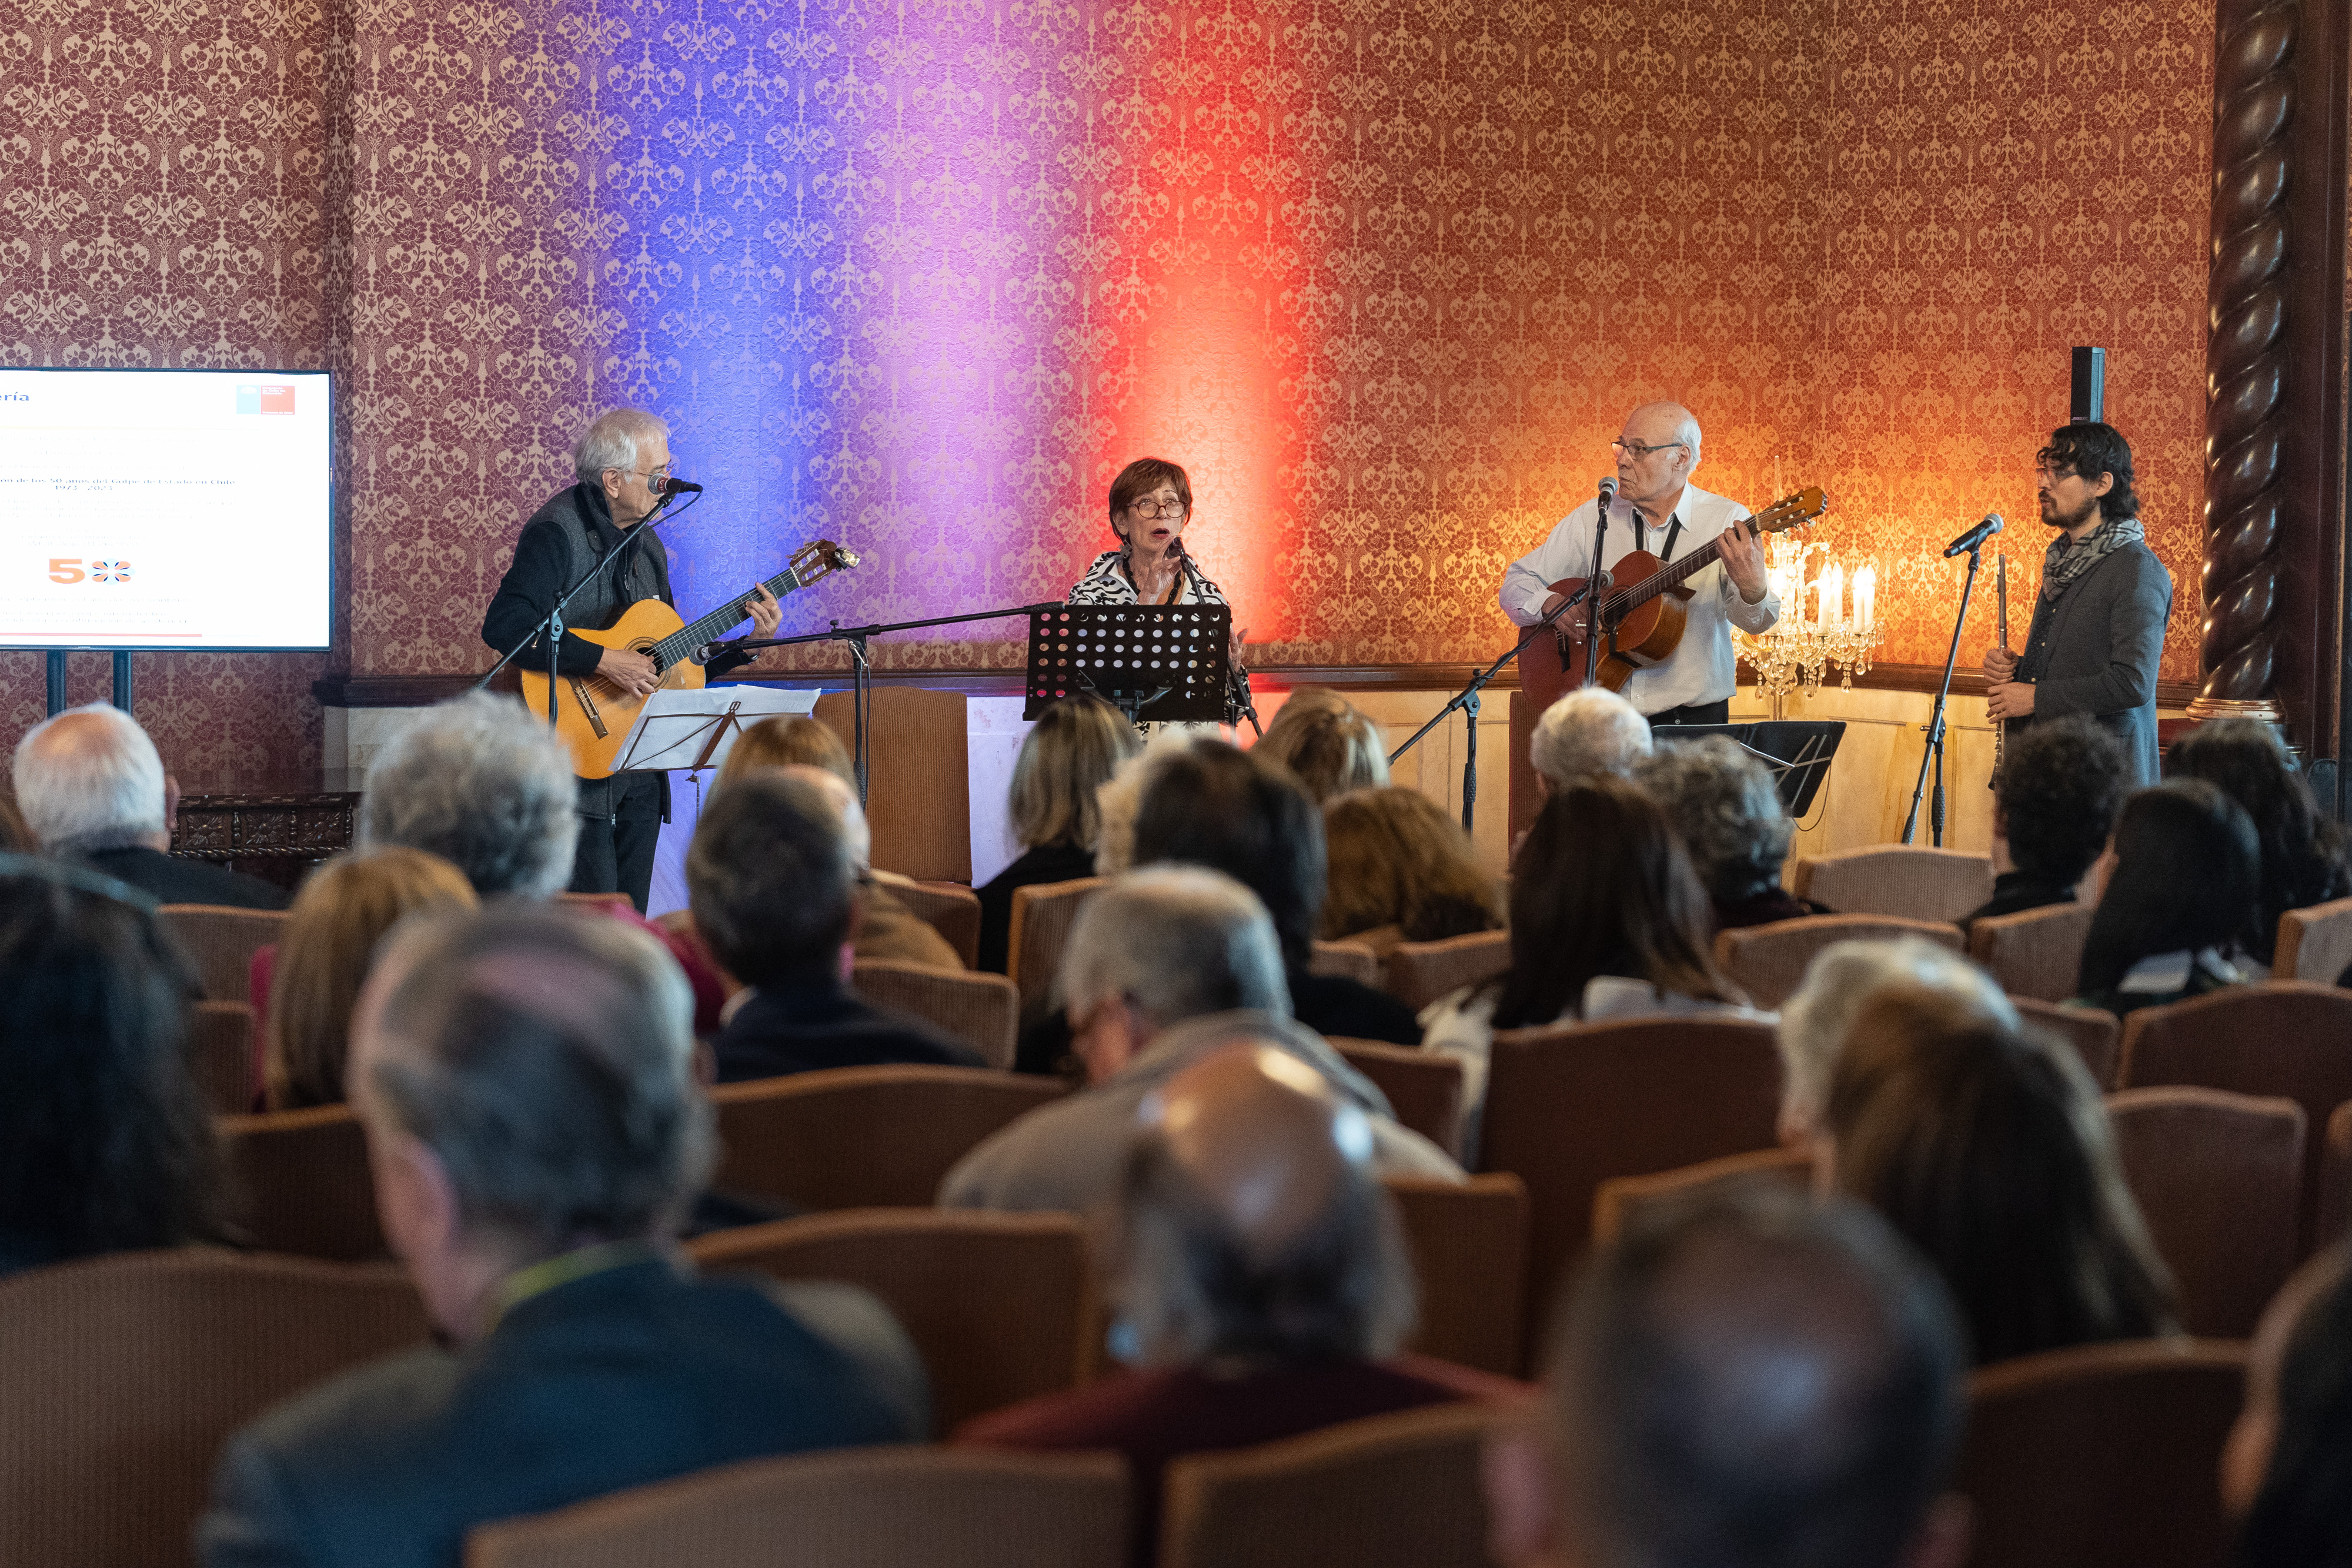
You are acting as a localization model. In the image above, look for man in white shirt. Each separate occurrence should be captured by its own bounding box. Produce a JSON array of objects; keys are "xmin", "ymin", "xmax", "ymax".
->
[{"xmin": 1499, "ymin": 402, "xmax": 1778, "ymax": 724}]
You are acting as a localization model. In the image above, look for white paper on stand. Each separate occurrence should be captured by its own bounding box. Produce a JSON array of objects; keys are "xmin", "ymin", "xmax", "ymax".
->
[{"xmin": 610, "ymin": 685, "xmax": 820, "ymax": 774}]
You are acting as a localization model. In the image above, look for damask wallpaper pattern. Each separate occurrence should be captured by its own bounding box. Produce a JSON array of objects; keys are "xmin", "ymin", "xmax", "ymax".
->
[{"xmin": 0, "ymin": 0, "xmax": 2214, "ymax": 771}]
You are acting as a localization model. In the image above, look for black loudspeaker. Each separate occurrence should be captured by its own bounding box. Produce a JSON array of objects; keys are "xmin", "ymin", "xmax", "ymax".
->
[{"xmin": 2070, "ymin": 346, "xmax": 2106, "ymax": 423}]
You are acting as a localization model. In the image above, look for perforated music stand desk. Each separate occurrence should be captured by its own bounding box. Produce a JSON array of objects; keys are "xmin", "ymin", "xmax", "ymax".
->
[
  {"xmin": 1023, "ymin": 603, "xmax": 1233, "ymax": 725},
  {"xmin": 611, "ymin": 686, "xmax": 819, "ymax": 777},
  {"xmin": 1652, "ymin": 720, "xmax": 1846, "ymax": 817}
]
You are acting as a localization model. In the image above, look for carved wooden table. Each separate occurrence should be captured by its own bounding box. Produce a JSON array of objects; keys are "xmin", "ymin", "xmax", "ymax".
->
[{"xmin": 169, "ymin": 770, "xmax": 365, "ymax": 894}]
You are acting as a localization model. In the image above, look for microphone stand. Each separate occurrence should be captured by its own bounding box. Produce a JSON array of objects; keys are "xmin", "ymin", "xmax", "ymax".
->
[
  {"xmin": 1388, "ymin": 577, "xmax": 1603, "ymax": 835},
  {"xmin": 473, "ymin": 490, "xmax": 700, "ymax": 728},
  {"xmin": 730, "ymin": 601, "xmax": 1062, "ymax": 805},
  {"xmin": 1902, "ymin": 539, "xmax": 1986, "ymax": 846}
]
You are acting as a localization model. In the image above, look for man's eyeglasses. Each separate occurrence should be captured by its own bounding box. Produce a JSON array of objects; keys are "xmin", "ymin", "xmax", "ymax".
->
[
  {"xmin": 1611, "ymin": 439, "xmax": 1688, "ymax": 459},
  {"xmin": 1127, "ymin": 497, "xmax": 1188, "ymax": 520},
  {"xmin": 614, "ymin": 466, "xmax": 672, "ymax": 488},
  {"xmin": 2032, "ymin": 464, "xmax": 2078, "ymax": 483}
]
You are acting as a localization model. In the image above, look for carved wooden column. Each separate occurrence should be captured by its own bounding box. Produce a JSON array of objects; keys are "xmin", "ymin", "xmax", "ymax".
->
[{"xmin": 2194, "ymin": 0, "xmax": 2347, "ymax": 752}]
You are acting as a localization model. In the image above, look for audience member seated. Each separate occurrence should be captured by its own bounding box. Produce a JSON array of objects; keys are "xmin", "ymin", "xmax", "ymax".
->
[
  {"xmin": 1773, "ymin": 936, "xmax": 2016, "ymax": 1144},
  {"xmin": 1422, "ymin": 778, "xmax": 1765, "ymax": 1154},
  {"xmin": 956, "ymin": 1044, "xmax": 1516, "ymax": 1565},
  {"xmin": 1528, "ymin": 686, "xmax": 1652, "ymax": 795},
  {"xmin": 263, "ymin": 848, "xmax": 478, "ymax": 1110},
  {"xmin": 716, "ymin": 717, "xmax": 963, "ymax": 972},
  {"xmin": 2169, "ymin": 716, "xmax": 2352, "ymax": 968},
  {"xmin": 359, "ymin": 693, "xmax": 730, "ymax": 1031},
  {"xmin": 688, "ymin": 771, "xmax": 981, "ymax": 1082},
  {"xmin": 2073, "ymin": 778, "xmax": 2261, "ymax": 1015},
  {"xmin": 1254, "ymin": 686, "xmax": 1389, "ymax": 803},
  {"xmin": 2223, "ymin": 1245, "xmax": 2352, "ymax": 1560},
  {"xmin": 1636, "ymin": 734, "xmax": 1823, "ymax": 930},
  {"xmin": 12, "ymin": 703, "xmax": 288, "ymax": 910},
  {"xmin": 1484, "ymin": 1183, "xmax": 1971, "ymax": 1568},
  {"xmin": 1319, "ymin": 785, "xmax": 1502, "ymax": 955},
  {"xmin": 196, "ymin": 905, "xmax": 927, "ymax": 1567},
  {"xmin": 1820, "ymin": 983, "xmax": 2179, "ymax": 1365},
  {"xmin": 940, "ymin": 867, "xmax": 1459, "ymax": 1213},
  {"xmin": 1965, "ymin": 715, "xmax": 2129, "ymax": 929},
  {"xmin": 0, "ymin": 791, "xmax": 30, "ymax": 851},
  {"xmin": 976, "ymin": 694, "xmax": 1141, "ymax": 974},
  {"xmin": 0, "ymin": 854, "xmax": 222, "ymax": 1279}
]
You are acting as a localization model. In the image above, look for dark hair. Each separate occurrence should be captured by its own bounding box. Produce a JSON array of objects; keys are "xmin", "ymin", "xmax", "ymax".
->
[
  {"xmin": 2241, "ymin": 1253, "xmax": 2352, "ymax": 1567},
  {"xmin": 686, "ymin": 772, "xmax": 857, "ymax": 987},
  {"xmin": 1108, "ymin": 457, "xmax": 1192, "ymax": 540},
  {"xmin": 2036, "ymin": 422, "xmax": 2139, "ymax": 523},
  {"xmin": 2077, "ymin": 780, "xmax": 2261, "ymax": 996},
  {"xmin": 1995, "ymin": 716, "xmax": 2131, "ymax": 887},
  {"xmin": 1825, "ymin": 986, "xmax": 2178, "ymax": 1365},
  {"xmin": 1132, "ymin": 742, "xmax": 1325, "ymax": 968},
  {"xmin": 1553, "ymin": 1182, "xmax": 1966, "ymax": 1568},
  {"xmin": 2168, "ymin": 718, "xmax": 2352, "ymax": 964},
  {"xmin": 0, "ymin": 862, "xmax": 220, "ymax": 1269},
  {"xmin": 1495, "ymin": 778, "xmax": 1740, "ymax": 1028}
]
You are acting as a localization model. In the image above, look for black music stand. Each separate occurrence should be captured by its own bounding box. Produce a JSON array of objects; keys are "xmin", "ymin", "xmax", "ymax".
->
[
  {"xmin": 1652, "ymin": 720, "xmax": 1846, "ymax": 817},
  {"xmin": 1024, "ymin": 603, "xmax": 1233, "ymax": 726}
]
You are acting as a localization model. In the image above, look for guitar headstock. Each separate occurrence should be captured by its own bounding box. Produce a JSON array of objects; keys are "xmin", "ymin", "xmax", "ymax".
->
[
  {"xmin": 787, "ymin": 539, "xmax": 860, "ymax": 585},
  {"xmin": 1749, "ymin": 487, "xmax": 1829, "ymax": 536}
]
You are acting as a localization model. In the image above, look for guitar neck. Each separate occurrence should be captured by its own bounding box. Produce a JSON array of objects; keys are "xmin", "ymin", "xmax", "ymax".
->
[
  {"xmin": 1606, "ymin": 527, "xmax": 1739, "ymax": 614},
  {"xmin": 652, "ymin": 563, "xmax": 806, "ymax": 668}
]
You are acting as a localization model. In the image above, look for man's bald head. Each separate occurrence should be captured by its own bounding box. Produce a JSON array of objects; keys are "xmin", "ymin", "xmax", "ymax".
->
[
  {"xmin": 1115, "ymin": 1040, "xmax": 1412, "ymax": 1369},
  {"xmin": 1622, "ymin": 400, "xmax": 1702, "ymax": 459},
  {"xmin": 1545, "ymin": 1185, "xmax": 1965, "ymax": 1568},
  {"xmin": 11, "ymin": 703, "xmax": 169, "ymax": 854}
]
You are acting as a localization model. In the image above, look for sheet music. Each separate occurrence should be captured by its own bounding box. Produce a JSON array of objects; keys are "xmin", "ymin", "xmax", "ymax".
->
[{"xmin": 611, "ymin": 686, "xmax": 819, "ymax": 773}]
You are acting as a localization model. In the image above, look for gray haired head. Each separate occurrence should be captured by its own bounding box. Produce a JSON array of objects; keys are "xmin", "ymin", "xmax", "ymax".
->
[
  {"xmin": 359, "ymin": 691, "xmax": 579, "ymax": 898},
  {"xmin": 1775, "ymin": 937, "xmax": 2016, "ymax": 1141},
  {"xmin": 573, "ymin": 408, "xmax": 668, "ymax": 486},
  {"xmin": 1531, "ymin": 687, "xmax": 1653, "ymax": 790},
  {"xmin": 1635, "ymin": 735, "xmax": 1792, "ymax": 905},
  {"xmin": 361, "ymin": 904, "xmax": 710, "ymax": 1258},
  {"xmin": 11, "ymin": 703, "xmax": 168, "ymax": 854},
  {"xmin": 1057, "ymin": 865, "xmax": 1291, "ymax": 1031}
]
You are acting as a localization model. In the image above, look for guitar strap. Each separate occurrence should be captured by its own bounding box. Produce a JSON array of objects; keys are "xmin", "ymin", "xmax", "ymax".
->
[{"xmin": 1633, "ymin": 511, "xmax": 1684, "ymax": 559}]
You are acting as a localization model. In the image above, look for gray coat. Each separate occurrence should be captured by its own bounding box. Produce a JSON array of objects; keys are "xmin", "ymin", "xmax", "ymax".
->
[{"xmin": 2010, "ymin": 539, "xmax": 2173, "ymax": 787}]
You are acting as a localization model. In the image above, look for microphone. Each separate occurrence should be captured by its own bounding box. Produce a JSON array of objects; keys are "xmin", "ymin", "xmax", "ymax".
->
[
  {"xmin": 1598, "ymin": 476, "xmax": 1618, "ymax": 509},
  {"xmin": 1943, "ymin": 513, "xmax": 2003, "ymax": 557},
  {"xmin": 659, "ymin": 476, "xmax": 704, "ymax": 496}
]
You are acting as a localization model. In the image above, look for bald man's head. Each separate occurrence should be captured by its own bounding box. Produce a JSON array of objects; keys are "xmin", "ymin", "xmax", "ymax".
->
[
  {"xmin": 12, "ymin": 703, "xmax": 169, "ymax": 854},
  {"xmin": 1538, "ymin": 1185, "xmax": 1965, "ymax": 1568},
  {"xmin": 1616, "ymin": 402, "xmax": 1702, "ymax": 510},
  {"xmin": 1115, "ymin": 1042, "xmax": 1411, "ymax": 1369}
]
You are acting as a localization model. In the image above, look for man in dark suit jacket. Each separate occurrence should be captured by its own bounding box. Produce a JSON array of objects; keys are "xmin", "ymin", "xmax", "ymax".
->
[
  {"xmin": 197, "ymin": 905, "xmax": 927, "ymax": 1568},
  {"xmin": 11, "ymin": 703, "xmax": 287, "ymax": 910},
  {"xmin": 1984, "ymin": 423, "xmax": 2173, "ymax": 787},
  {"xmin": 690, "ymin": 767, "xmax": 983, "ymax": 1083}
]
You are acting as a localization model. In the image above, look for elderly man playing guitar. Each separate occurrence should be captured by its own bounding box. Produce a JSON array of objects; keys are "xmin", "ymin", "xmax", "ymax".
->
[
  {"xmin": 482, "ymin": 408, "xmax": 784, "ymax": 911},
  {"xmin": 1501, "ymin": 403, "xmax": 1780, "ymax": 726}
]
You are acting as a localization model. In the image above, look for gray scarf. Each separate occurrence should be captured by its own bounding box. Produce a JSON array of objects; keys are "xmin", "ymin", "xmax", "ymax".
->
[{"xmin": 2042, "ymin": 513, "xmax": 2143, "ymax": 602}]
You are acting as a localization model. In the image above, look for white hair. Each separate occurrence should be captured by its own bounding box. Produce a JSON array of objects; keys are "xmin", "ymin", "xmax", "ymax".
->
[
  {"xmin": 1057, "ymin": 865, "xmax": 1291, "ymax": 1031},
  {"xmin": 1529, "ymin": 687, "xmax": 1653, "ymax": 789},
  {"xmin": 573, "ymin": 408, "xmax": 667, "ymax": 485},
  {"xmin": 359, "ymin": 693, "xmax": 580, "ymax": 898},
  {"xmin": 12, "ymin": 703, "xmax": 167, "ymax": 853},
  {"xmin": 1775, "ymin": 938, "xmax": 2017, "ymax": 1138}
]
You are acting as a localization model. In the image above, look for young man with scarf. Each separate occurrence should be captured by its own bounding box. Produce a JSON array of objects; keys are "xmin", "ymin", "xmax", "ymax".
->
[{"xmin": 1983, "ymin": 423, "xmax": 2173, "ymax": 786}]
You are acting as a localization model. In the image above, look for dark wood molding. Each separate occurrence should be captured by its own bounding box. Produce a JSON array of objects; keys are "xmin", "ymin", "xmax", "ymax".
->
[{"xmin": 315, "ymin": 663, "xmax": 2203, "ymax": 709}]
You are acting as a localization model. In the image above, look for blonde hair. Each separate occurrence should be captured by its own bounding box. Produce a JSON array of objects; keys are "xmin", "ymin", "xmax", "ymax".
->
[
  {"xmin": 265, "ymin": 848, "xmax": 478, "ymax": 1110},
  {"xmin": 1320, "ymin": 788, "xmax": 1501, "ymax": 943},
  {"xmin": 716, "ymin": 716, "xmax": 853, "ymax": 790},
  {"xmin": 1257, "ymin": 689, "xmax": 1388, "ymax": 803},
  {"xmin": 1010, "ymin": 696, "xmax": 1141, "ymax": 851}
]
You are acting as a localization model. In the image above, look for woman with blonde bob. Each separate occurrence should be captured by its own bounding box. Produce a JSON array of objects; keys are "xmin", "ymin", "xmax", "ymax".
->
[
  {"xmin": 1255, "ymin": 688, "xmax": 1388, "ymax": 803},
  {"xmin": 977, "ymin": 694, "xmax": 1142, "ymax": 972},
  {"xmin": 263, "ymin": 847, "xmax": 477, "ymax": 1109},
  {"xmin": 1320, "ymin": 787, "xmax": 1501, "ymax": 955},
  {"xmin": 1822, "ymin": 982, "xmax": 2177, "ymax": 1365},
  {"xmin": 716, "ymin": 714, "xmax": 855, "ymax": 790}
]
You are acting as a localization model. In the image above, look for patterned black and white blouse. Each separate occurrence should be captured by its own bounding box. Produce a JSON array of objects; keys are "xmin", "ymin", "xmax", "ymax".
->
[{"xmin": 1065, "ymin": 547, "xmax": 1230, "ymax": 607}]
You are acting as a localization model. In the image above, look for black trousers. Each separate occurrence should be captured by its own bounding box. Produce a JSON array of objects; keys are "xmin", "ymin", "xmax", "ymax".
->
[
  {"xmin": 1647, "ymin": 698, "xmax": 1731, "ymax": 728},
  {"xmin": 570, "ymin": 771, "xmax": 665, "ymax": 913}
]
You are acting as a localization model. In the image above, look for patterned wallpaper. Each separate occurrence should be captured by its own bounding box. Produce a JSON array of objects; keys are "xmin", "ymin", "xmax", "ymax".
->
[{"xmin": 0, "ymin": 0, "xmax": 2215, "ymax": 773}]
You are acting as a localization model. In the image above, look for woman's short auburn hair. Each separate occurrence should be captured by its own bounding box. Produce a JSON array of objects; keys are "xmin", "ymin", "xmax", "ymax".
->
[
  {"xmin": 1108, "ymin": 457, "xmax": 1192, "ymax": 529},
  {"xmin": 265, "ymin": 847, "xmax": 478, "ymax": 1110},
  {"xmin": 716, "ymin": 715, "xmax": 854, "ymax": 791},
  {"xmin": 1321, "ymin": 787, "xmax": 1501, "ymax": 944},
  {"xmin": 1010, "ymin": 695, "xmax": 1142, "ymax": 852}
]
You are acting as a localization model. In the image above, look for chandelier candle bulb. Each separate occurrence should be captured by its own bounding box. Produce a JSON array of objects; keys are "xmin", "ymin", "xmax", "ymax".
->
[
  {"xmin": 1819, "ymin": 562, "xmax": 1845, "ymax": 633},
  {"xmin": 1855, "ymin": 564, "xmax": 1876, "ymax": 632}
]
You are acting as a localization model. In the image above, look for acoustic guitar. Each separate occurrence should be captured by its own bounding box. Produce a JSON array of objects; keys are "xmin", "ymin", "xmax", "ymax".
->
[
  {"xmin": 518, "ymin": 537, "xmax": 859, "ymax": 780},
  {"xmin": 1517, "ymin": 487, "xmax": 1829, "ymax": 714}
]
